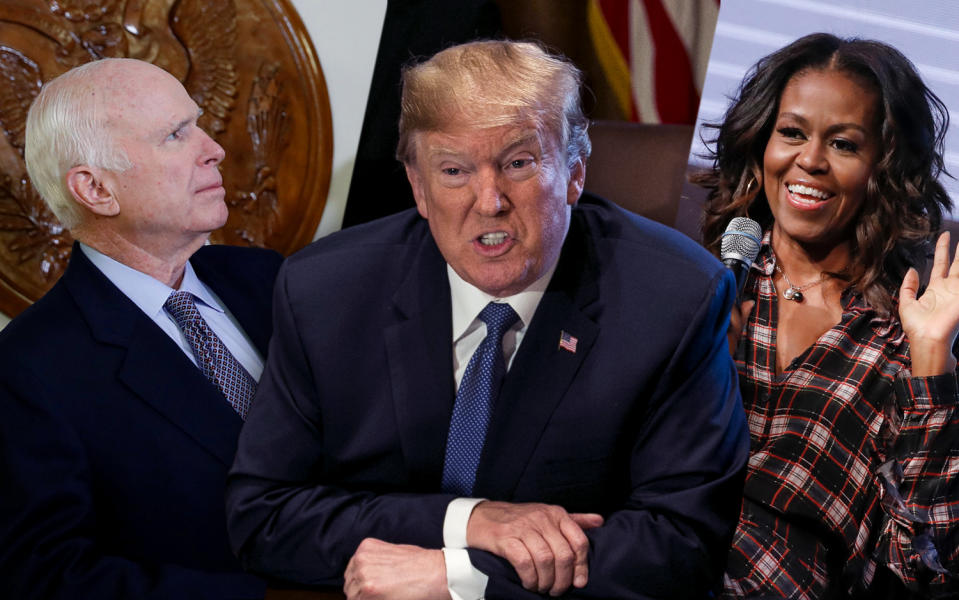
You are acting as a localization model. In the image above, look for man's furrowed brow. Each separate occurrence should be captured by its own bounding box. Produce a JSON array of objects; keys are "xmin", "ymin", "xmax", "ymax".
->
[{"xmin": 499, "ymin": 133, "xmax": 541, "ymax": 155}]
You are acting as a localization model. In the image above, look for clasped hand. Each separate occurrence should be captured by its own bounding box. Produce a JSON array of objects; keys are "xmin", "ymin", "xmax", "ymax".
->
[
  {"xmin": 900, "ymin": 232, "xmax": 959, "ymax": 377},
  {"xmin": 343, "ymin": 501, "xmax": 603, "ymax": 599},
  {"xmin": 466, "ymin": 500, "xmax": 604, "ymax": 596}
]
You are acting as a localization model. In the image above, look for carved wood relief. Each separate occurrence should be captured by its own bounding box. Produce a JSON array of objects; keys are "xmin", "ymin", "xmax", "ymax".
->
[{"xmin": 0, "ymin": 0, "xmax": 333, "ymax": 316}]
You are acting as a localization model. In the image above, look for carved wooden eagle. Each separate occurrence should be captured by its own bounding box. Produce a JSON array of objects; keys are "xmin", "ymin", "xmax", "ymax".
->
[{"xmin": 0, "ymin": 0, "xmax": 239, "ymax": 293}]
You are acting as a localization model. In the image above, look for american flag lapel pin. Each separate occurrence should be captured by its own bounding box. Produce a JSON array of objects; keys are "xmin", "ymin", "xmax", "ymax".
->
[{"xmin": 558, "ymin": 330, "xmax": 578, "ymax": 353}]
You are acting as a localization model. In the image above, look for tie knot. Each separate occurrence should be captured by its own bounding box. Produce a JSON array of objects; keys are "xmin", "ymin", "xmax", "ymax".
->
[
  {"xmin": 478, "ymin": 302, "xmax": 519, "ymax": 339},
  {"xmin": 164, "ymin": 290, "xmax": 200, "ymax": 325}
]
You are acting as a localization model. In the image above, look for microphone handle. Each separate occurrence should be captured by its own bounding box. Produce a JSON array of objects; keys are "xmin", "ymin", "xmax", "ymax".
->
[{"xmin": 723, "ymin": 257, "xmax": 751, "ymax": 301}]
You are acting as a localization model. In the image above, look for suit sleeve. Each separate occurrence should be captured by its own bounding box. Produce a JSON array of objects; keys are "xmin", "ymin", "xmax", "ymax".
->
[
  {"xmin": 468, "ymin": 269, "xmax": 750, "ymax": 599},
  {"xmin": 226, "ymin": 263, "xmax": 456, "ymax": 585},
  {"xmin": 0, "ymin": 367, "xmax": 266, "ymax": 600}
]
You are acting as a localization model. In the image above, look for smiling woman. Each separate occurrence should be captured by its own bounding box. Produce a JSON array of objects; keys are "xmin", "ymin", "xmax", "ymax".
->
[
  {"xmin": 763, "ymin": 69, "xmax": 880, "ymax": 253},
  {"xmin": 693, "ymin": 33, "xmax": 959, "ymax": 599}
]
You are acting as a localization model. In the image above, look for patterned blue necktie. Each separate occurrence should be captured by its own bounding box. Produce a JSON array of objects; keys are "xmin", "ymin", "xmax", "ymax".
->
[
  {"xmin": 442, "ymin": 302, "xmax": 520, "ymax": 495},
  {"xmin": 163, "ymin": 291, "xmax": 256, "ymax": 419}
]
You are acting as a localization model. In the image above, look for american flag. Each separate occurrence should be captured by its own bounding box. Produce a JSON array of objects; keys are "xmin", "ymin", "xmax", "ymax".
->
[
  {"xmin": 559, "ymin": 331, "xmax": 578, "ymax": 354},
  {"xmin": 588, "ymin": 0, "xmax": 720, "ymax": 124}
]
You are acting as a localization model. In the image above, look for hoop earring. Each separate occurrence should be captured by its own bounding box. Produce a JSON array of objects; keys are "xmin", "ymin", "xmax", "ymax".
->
[{"xmin": 742, "ymin": 175, "xmax": 759, "ymax": 220}]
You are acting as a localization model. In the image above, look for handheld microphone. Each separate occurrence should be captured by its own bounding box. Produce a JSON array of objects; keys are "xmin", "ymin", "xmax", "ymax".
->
[{"xmin": 720, "ymin": 217, "xmax": 762, "ymax": 299}]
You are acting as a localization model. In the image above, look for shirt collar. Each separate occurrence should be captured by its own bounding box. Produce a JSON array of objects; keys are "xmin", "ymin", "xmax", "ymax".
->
[
  {"xmin": 178, "ymin": 259, "xmax": 224, "ymax": 313},
  {"xmin": 448, "ymin": 260, "xmax": 558, "ymax": 343},
  {"xmin": 754, "ymin": 230, "xmax": 776, "ymax": 276},
  {"xmin": 79, "ymin": 242, "xmax": 223, "ymax": 316}
]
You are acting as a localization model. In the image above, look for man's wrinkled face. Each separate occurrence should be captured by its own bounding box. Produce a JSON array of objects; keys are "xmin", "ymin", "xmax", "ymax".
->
[
  {"xmin": 98, "ymin": 62, "xmax": 228, "ymax": 251},
  {"xmin": 406, "ymin": 122, "xmax": 584, "ymax": 297}
]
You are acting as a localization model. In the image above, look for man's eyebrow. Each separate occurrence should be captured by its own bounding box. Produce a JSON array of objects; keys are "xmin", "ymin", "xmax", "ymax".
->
[
  {"xmin": 173, "ymin": 116, "xmax": 193, "ymax": 131},
  {"xmin": 499, "ymin": 133, "xmax": 540, "ymax": 155},
  {"xmin": 152, "ymin": 112, "xmax": 200, "ymax": 140},
  {"xmin": 426, "ymin": 145, "xmax": 463, "ymax": 158}
]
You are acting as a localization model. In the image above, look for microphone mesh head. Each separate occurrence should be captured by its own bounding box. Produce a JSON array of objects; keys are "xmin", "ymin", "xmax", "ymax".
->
[{"xmin": 721, "ymin": 217, "xmax": 762, "ymax": 265}]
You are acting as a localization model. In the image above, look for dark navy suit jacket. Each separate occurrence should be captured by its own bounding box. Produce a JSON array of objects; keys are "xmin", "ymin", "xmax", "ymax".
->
[
  {"xmin": 227, "ymin": 196, "xmax": 749, "ymax": 598},
  {"xmin": 0, "ymin": 243, "xmax": 281, "ymax": 600}
]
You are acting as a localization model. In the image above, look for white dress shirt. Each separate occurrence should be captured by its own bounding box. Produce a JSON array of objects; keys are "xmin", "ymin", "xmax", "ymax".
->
[
  {"xmin": 79, "ymin": 243, "xmax": 264, "ymax": 381},
  {"xmin": 442, "ymin": 261, "xmax": 558, "ymax": 600}
]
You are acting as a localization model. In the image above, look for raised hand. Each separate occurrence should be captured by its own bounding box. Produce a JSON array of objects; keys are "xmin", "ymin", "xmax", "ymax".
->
[
  {"xmin": 899, "ymin": 231, "xmax": 959, "ymax": 376},
  {"xmin": 465, "ymin": 500, "xmax": 604, "ymax": 596}
]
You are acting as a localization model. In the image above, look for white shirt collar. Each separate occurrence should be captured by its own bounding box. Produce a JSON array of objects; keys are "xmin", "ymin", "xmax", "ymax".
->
[{"xmin": 448, "ymin": 260, "xmax": 559, "ymax": 343}]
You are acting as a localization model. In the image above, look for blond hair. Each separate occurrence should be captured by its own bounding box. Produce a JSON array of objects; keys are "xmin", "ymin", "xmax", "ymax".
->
[{"xmin": 397, "ymin": 40, "xmax": 590, "ymax": 168}]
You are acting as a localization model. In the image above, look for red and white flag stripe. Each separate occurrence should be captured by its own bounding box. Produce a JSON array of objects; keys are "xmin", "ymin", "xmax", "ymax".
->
[{"xmin": 590, "ymin": 0, "xmax": 719, "ymax": 124}]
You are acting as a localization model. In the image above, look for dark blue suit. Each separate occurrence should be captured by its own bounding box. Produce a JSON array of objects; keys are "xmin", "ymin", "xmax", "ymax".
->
[
  {"xmin": 0, "ymin": 244, "xmax": 281, "ymax": 600},
  {"xmin": 227, "ymin": 196, "xmax": 749, "ymax": 598}
]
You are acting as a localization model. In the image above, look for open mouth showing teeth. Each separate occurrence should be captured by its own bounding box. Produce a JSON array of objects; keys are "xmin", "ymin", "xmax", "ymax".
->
[
  {"xmin": 787, "ymin": 184, "xmax": 830, "ymax": 200},
  {"xmin": 479, "ymin": 232, "xmax": 509, "ymax": 246}
]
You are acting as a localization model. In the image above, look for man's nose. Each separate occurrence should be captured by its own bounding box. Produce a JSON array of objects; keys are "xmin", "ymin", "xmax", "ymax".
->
[
  {"xmin": 472, "ymin": 168, "xmax": 508, "ymax": 215},
  {"xmin": 199, "ymin": 129, "xmax": 226, "ymax": 166}
]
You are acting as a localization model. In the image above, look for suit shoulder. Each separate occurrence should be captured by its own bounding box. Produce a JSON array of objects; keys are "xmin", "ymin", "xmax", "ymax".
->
[
  {"xmin": 0, "ymin": 281, "xmax": 82, "ymax": 358},
  {"xmin": 194, "ymin": 244, "xmax": 283, "ymax": 272},
  {"xmin": 191, "ymin": 244, "xmax": 283, "ymax": 291},
  {"xmin": 576, "ymin": 195, "xmax": 723, "ymax": 280},
  {"xmin": 283, "ymin": 209, "xmax": 428, "ymax": 270}
]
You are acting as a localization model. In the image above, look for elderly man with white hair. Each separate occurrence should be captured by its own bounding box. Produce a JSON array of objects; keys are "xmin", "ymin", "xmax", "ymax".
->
[{"xmin": 0, "ymin": 58, "xmax": 280, "ymax": 599}]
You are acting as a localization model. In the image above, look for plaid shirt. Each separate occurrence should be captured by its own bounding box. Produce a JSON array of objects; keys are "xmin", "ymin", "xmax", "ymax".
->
[{"xmin": 723, "ymin": 236, "xmax": 959, "ymax": 599}]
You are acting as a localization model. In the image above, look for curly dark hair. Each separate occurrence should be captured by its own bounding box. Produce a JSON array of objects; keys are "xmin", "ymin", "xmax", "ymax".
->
[{"xmin": 693, "ymin": 32, "xmax": 951, "ymax": 315}]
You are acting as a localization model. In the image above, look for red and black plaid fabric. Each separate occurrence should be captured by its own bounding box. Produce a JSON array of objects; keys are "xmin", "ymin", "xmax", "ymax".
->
[{"xmin": 723, "ymin": 235, "xmax": 959, "ymax": 599}]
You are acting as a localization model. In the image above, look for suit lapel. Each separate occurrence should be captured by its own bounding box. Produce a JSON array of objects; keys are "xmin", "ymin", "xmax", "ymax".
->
[
  {"xmin": 383, "ymin": 234, "xmax": 455, "ymax": 489},
  {"xmin": 63, "ymin": 245, "xmax": 243, "ymax": 467},
  {"xmin": 475, "ymin": 214, "xmax": 601, "ymax": 499}
]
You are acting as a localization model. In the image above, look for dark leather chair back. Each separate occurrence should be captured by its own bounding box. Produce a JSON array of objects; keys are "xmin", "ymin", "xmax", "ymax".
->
[{"xmin": 584, "ymin": 121, "xmax": 694, "ymax": 228}]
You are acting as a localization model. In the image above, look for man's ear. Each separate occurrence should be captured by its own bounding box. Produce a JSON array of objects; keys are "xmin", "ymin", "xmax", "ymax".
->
[
  {"xmin": 66, "ymin": 166, "xmax": 119, "ymax": 217},
  {"xmin": 566, "ymin": 156, "xmax": 586, "ymax": 206},
  {"xmin": 405, "ymin": 162, "xmax": 429, "ymax": 219}
]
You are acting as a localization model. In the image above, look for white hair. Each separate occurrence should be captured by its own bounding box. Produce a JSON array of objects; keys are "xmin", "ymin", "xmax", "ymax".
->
[{"xmin": 24, "ymin": 58, "xmax": 134, "ymax": 229}]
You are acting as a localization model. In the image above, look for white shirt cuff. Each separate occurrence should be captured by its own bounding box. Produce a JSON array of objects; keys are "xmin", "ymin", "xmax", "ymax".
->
[
  {"xmin": 443, "ymin": 497, "xmax": 485, "ymax": 548},
  {"xmin": 443, "ymin": 547, "xmax": 488, "ymax": 600},
  {"xmin": 443, "ymin": 498, "xmax": 488, "ymax": 600}
]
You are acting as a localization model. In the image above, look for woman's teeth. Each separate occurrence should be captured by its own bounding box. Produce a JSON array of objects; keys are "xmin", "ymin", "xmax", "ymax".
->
[{"xmin": 788, "ymin": 184, "xmax": 829, "ymax": 200}]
